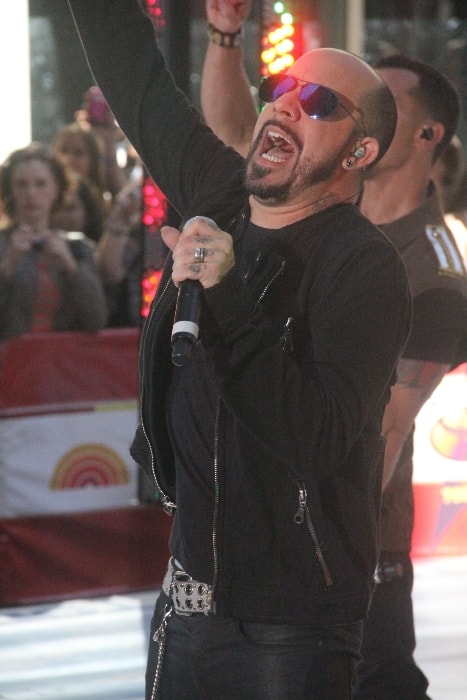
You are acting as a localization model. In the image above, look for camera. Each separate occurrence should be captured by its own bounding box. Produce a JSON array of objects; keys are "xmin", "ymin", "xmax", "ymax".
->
[{"xmin": 87, "ymin": 86, "xmax": 110, "ymax": 126}]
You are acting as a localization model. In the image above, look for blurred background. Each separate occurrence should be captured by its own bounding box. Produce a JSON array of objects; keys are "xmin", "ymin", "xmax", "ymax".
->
[
  {"xmin": 4, "ymin": 0, "xmax": 467, "ymax": 159},
  {"xmin": 1, "ymin": 2, "xmax": 467, "ymax": 698}
]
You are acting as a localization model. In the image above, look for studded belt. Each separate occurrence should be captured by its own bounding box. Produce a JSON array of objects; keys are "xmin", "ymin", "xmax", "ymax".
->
[{"xmin": 162, "ymin": 557, "xmax": 214, "ymax": 616}]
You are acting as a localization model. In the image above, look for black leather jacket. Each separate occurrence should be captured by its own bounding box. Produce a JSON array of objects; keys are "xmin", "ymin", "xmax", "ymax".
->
[{"xmin": 69, "ymin": 0, "xmax": 412, "ymax": 625}]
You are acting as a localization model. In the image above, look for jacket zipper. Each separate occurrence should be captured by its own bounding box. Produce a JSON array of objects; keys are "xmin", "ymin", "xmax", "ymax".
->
[
  {"xmin": 140, "ymin": 257, "xmax": 287, "ymax": 518},
  {"xmin": 211, "ymin": 262, "xmax": 286, "ymax": 604},
  {"xmin": 257, "ymin": 260, "xmax": 286, "ymax": 302},
  {"xmin": 210, "ymin": 400, "xmax": 223, "ymax": 613},
  {"xmin": 140, "ymin": 278, "xmax": 176, "ymax": 515},
  {"xmin": 294, "ymin": 480, "xmax": 333, "ymax": 587}
]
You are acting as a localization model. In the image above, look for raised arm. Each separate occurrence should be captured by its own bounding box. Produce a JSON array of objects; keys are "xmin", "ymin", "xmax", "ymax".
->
[
  {"xmin": 201, "ymin": 0, "xmax": 258, "ymax": 157},
  {"xmin": 67, "ymin": 0, "xmax": 245, "ymax": 222}
]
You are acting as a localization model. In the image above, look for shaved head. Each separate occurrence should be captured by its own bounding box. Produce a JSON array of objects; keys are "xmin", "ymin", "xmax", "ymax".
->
[{"xmin": 288, "ymin": 48, "xmax": 397, "ymax": 166}]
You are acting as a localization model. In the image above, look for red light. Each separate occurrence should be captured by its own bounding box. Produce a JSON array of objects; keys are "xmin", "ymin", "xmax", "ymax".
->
[
  {"xmin": 142, "ymin": 178, "xmax": 167, "ymax": 231},
  {"xmin": 141, "ymin": 175, "xmax": 168, "ymax": 318},
  {"xmin": 145, "ymin": 0, "xmax": 166, "ymax": 31},
  {"xmin": 261, "ymin": 5, "xmax": 302, "ymax": 77},
  {"xmin": 141, "ymin": 268, "xmax": 163, "ymax": 318}
]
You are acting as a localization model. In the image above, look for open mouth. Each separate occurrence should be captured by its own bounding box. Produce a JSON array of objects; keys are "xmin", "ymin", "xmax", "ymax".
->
[{"xmin": 260, "ymin": 129, "xmax": 296, "ymax": 163}]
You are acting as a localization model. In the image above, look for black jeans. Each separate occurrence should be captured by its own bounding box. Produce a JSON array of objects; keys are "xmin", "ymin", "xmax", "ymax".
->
[
  {"xmin": 146, "ymin": 591, "xmax": 363, "ymax": 699},
  {"xmin": 354, "ymin": 552, "xmax": 431, "ymax": 700}
]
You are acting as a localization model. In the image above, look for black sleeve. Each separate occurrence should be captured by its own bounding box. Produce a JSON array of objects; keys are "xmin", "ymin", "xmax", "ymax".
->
[{"xmin": 67, "ymin": 0, "xmax": 246, "ymax": 222}]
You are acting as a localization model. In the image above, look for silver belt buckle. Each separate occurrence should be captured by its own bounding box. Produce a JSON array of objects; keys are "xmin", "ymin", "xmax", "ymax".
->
[{"xmin": 164, "ymin": 559, "xmax": 213, "ymax": 616}]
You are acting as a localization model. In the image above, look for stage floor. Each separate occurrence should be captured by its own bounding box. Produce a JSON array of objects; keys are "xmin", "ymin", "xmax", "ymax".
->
[{"xmin": 1, "ymin": 555, "xmax": 466, "ymax": 699}]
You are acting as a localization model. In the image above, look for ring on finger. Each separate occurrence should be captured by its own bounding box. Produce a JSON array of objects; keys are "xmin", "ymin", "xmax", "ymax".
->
[{"xmin": 194, "ymin": 246, "xmax": 207, "ymax": 263}]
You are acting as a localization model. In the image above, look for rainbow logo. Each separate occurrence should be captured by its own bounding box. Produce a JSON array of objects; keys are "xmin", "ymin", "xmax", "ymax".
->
[
  {"xmin": 50, "ymin": 443, "xmax": 130, "ymax": 490},
  {"xmin": 430, "ymin": 407, "xmax": 467, "ymax": 461}
]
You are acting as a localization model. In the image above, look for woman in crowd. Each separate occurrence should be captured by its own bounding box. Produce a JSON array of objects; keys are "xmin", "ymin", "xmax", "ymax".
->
[
  {"xmin": 0, "ymin": 142, "xmax": 108, "ymax": 341},
  {"xmin": 52, "ymin": 87, "xmax": 126, "ymax": 215},
  {"xmin": 53, "ymin": 171, "xmax": 104, "ymax": 243}
]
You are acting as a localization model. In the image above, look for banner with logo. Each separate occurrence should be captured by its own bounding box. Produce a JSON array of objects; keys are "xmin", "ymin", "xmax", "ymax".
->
[
  {"xmin": 0, "ymin": 330, "xmax": 140, "ymax": 518},
  {"xmin": 2, "ymin": 332, "xmax": 465, "ymax": 557}
]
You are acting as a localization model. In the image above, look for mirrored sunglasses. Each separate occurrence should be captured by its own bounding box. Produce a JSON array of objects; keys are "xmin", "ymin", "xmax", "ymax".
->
[{"xmin": 259, "ymin": 73, "xmax": 364, "ymax": 131}]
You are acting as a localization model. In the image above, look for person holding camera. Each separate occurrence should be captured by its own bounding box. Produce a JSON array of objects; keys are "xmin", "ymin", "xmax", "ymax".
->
[
  {"xmin": 52, "ymin": 85, "xmax": 127, "ymax": 218},
  {"xmin": 0, "ymin": 142, "xmax": 108, "ymax": 341}
]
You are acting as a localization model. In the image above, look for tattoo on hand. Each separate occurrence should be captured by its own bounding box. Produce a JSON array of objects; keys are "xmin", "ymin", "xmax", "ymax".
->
[{"xmin": 189, "ymin": 263, "xmax": 202, "ymax": 274}]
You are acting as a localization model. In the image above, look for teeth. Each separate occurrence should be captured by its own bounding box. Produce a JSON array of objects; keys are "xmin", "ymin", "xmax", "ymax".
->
[
  {"xmin": 262, "ymin": 152, "xmax": 286, "ymax": 162},
  {"xmin": 267, "ymin": 130, "xmax": 292, "ymax": 146},
  {"xmin": 259, "ymin": 128, "xmax": 293, "ymax": 162}
]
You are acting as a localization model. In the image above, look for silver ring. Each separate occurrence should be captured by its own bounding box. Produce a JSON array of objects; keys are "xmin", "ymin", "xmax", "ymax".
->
[{"xmin": 194, "ymin": 247, "xmax": 207, "ymax": 263}]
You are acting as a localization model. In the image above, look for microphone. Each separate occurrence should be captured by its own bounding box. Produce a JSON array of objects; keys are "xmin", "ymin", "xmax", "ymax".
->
[
  {"xmin": 171, "ymin": 216, "xmax": 218, "ymax": 367},
  {"xmin": 171, "ymin": 279, "xmax": 202, "ymax": 366}
]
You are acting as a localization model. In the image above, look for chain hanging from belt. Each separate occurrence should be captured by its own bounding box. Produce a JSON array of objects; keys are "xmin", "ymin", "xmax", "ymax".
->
[
  {"xmin": 150, "ymin": 604, "xmax": 173, "ymax": 700},
  {"xmin": 150, "ymin": 558, "xmax": 214, "ymax": 699}
]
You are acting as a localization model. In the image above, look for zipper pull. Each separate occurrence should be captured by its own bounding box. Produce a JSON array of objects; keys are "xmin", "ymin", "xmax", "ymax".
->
[
  {"xmin": 294, "ymin": 481, "xmax": 307, "ymax": 524},
  {"xmin": 281, "ymin": 316, "xmax": 294, "ymax": 353}
]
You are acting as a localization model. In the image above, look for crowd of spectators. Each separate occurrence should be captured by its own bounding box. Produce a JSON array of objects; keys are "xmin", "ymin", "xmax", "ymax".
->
[
  {"xmin": 2, "ymin": 79, "xmax": 467, "ymax": 343},
  {"xmin": 0, "ymin": 86, "xmax": 168, "ymax": 341}
]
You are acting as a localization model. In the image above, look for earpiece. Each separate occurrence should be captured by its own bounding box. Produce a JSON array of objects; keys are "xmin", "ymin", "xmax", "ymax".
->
[
  {"xmin": 345, "ymin": 143, "xmax": 366, "ymax": 169},
  {"xmin": 421, "ymin": 126, "xmax": 434, "ymax": 141},
  {"xmin": 353, "ymin": 145, "xmax": 366, "ymax": 159}
]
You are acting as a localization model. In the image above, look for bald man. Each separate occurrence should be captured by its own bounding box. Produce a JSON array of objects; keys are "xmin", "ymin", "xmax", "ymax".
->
[
  {"xmin": 200, "ymin": 4, "xmax": 467, "ymax": 699},
  {"xmin": 68, "ymin": 2, "xmax": 411, "ymax": 698}
]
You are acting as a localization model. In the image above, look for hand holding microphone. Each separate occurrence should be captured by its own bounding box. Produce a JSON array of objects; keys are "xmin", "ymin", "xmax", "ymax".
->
[{"xmin": 161, "ymin": 216, "xmax": 234, "ymax": 366}]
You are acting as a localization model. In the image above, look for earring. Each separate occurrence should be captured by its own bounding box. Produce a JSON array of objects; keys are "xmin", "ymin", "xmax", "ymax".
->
[
  {"xmin": 421, "ymin": 126, "xmax": 434, "ymax": 141},
  {"xmin": 346, "ymin": 159, "xmax": 354, "ymax": 168}
]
